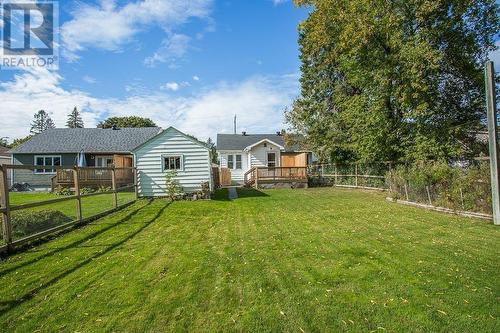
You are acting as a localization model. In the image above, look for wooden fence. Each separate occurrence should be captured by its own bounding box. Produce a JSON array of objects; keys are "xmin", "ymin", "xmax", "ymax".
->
[
  {"xmin": 308, "ymin": 164, "xmax": 389, "ymax": 190},
  {"xmin": 0, "ymin": 165, "xmax": 138, "ymax": 254}
]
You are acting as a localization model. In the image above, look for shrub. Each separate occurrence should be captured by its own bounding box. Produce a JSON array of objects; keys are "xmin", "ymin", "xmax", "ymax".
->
[
  {"xmin": 97, "ymin": 186, "xmax": 112, "ymax": 193},
  {"xmin": 54, "ymin": 185, "xmax": 73, "ymax": 196},
  {"xmin": 165, "ymin": 171, "xmax": 183, "ymax": 200},
  {"xmin": 11, "ymin": 210, "xmax": 72, "ymax": 239},
  {"xmin": 80, "ymin": 187, "xmax": 96, "ymax": 195}
]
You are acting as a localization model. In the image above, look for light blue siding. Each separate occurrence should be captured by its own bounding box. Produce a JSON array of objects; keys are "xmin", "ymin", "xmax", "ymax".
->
[{"xmin": 134, "ymin": 128, "xmax": 212, "ymax": 197}]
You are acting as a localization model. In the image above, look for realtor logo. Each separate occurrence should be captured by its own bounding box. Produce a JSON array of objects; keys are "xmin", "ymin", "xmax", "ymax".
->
[{"xmin": 1, "ymin": 0, "xmax": 59, "ymax": 69}]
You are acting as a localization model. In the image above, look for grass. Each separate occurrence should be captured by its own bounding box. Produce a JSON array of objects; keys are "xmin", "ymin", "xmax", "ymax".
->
[
  {"xmin": 8, "ymin": 191, "xmax": 136, "ymax": 220},
  {"xmin": 0, "ymin": 188, "xmax": 498, "ymax": 332}
]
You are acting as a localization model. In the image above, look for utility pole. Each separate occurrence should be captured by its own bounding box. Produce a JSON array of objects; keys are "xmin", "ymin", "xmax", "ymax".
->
[
  {"xmin": 485, "ymin": 61, "xmax": 500, "ymax": 225},
  {"xmin": 233, "ymin": 114, "xmax": 237, "ymax": 134}
]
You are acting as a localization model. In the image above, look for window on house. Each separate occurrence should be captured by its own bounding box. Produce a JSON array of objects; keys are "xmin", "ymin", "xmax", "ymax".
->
[
  {"xmin": 235, "ymin": 155, "xmax": 242, "ymax": 169},
  {"xmin": 163, "ymin": 155, "xmax": 183, "ymax": 171},
  {"xmin": 267, "ymin": 152, "xmax": 276, "ymax": 168},
  {"xmin": 227, "ymin": 155, "xmax": 234, "ymax": 169},
  {"xmin": 34, "ymin": 155, "xmax": 61, "ymax": 174}
]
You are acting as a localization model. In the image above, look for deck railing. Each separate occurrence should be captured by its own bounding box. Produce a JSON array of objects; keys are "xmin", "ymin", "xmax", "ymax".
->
[{"xmin": 245, "ymin": 167, "xmax": 308, "ymax": 187}]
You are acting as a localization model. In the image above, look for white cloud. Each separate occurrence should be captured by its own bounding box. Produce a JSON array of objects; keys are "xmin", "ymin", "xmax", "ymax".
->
[
  {"xmin": 82, "ymin": 75, "xmax": 97, "ymax": 84},
  {"xmin": 0, "ymin": 69, "xmax": 299, "ymax": 141},
  {"xmin": 144, "ymin": 34, "xmax": 191, "ymax": 67},
  {"xmin": 193, "ymin": 75, "xmax": 200, "ymax": 81},
  {"xmin": 271, "ymin": 0, "xmax": 289, "ymax": 5},
  {"xmin": 489, "ymin": 41, "xmax": 500, "ymax": 72},
  {"xmin": 161, "ymin": 82, "xmax": 180, "ymax": 91},
  {"xmin": 61, "ymin": 0, "xmax": 212, "ymax": 60}
]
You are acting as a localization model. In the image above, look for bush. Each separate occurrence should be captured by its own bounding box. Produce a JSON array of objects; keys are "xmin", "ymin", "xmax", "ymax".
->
[
  {"xmin": 80, "ymin": 187, "xmax": 96, "ymax": 195},
  {"xmin": 387, "ymin": 160, "xmax": 491, "ymax": 214},
  {"xmin": 97, "ymin": 185, "xmax": 112, "ymax": 193},
  {"xmin": 54, "ymin": 185, "xmax": 73, "ymax": 196},
  {"xmin": 11, "ymin": 210, "xmax": 72, "ymax": 239},
  {"xmin": 165, "ymin": 171, "xmax": 183, "ymax": 200}
]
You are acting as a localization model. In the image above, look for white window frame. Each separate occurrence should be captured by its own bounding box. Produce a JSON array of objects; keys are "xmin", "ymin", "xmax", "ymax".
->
[
  {"xmin": 162, "ymin": 154, "xmax": 184, "ymax": 172},
  {"xmin": 34, "ymin": 155, "xmax": 62, "ymax": 174},
  {"xmin": 267, "ymin": 152, "xmax": 277, "ymax": 168},
  {"xmin": 226, "ymin": 154, "xmax": 242, "ymax": 170}
]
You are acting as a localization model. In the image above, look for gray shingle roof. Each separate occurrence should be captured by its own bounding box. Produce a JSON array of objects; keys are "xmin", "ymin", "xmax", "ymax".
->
[
  {"xmin": 217, "ymin": 133, "xmax": 306, "ymax": 152},
  {"xmin": 10, "ymin": 127, "xmax": 162, "ymax": 154}
]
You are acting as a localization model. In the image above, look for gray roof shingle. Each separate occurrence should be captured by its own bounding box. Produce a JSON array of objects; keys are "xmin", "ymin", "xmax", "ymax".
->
[
  {"xmin": 217, "ymin": 133, "xmax": 306, "ymax": 152},
  {"xmin": 10, "ymin": 127, "xmax": 162, "ymax": 154}
]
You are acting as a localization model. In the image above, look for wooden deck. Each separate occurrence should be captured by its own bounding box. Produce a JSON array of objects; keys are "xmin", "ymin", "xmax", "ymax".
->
[
  {"xmin": 52, "ymin": 167, "xmax": 134, "ymax": 190},
  {"xmin": 244, "ymin": 167, "xmax": 308, "ymax": 188}
]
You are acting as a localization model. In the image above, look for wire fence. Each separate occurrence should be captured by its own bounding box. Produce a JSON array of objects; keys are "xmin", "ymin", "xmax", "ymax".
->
[
  {"xmin": 308, "ymin": 160, "xmax": 493, "ymax": 217},
  {"xmin": 0, "ymin": 165, "xmax": 138, "ymax": 253}
]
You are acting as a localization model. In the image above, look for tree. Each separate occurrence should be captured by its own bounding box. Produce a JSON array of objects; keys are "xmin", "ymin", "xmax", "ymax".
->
[
  {"xmin": 0, "ymin": 137, "xmax": 8, "ymax": 148},
  {"xmin": 10, "ymin": 135, "xmax": 33, "ymax": 148},
  {"xmin": 288, "ymin": 0, "xmax": 500, "ymax": 163},
  {"xmin": 30, "ymin": 110, "xmax": 55, "ymax": 134},
  {"xmin": 97, "ymin": 116, "xmax": 157, "ymax": 128},
  {"xmin": 66, "ymin": 107, "xmax": 84, "ymax": 128},
  {"xmin": 206, "ymin": 137, "xmax": 218, "ymax": 164}
]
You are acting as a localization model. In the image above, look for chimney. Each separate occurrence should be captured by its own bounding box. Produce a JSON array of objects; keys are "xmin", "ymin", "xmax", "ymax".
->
[{"xmin": 242, "ymin": 131, "xmax": 247, "ymax": 136}]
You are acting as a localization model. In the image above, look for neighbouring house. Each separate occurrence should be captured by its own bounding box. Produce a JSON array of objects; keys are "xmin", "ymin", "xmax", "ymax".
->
[
  {"xmin": 9, "ymin": 127, "xmax": 214, "ymax": 196},
  {"xmin": 217, "ymin": 132, "xmax": 312, "ymax": 187},
  {"xmin": 133, "ymin": 127, "xmax": 214, "ymax": 197},
  {"xmin": 0, "ymin": 147, "xmax": 11, "ymax": 185},
  {"xmin": 9, "ymin": 127, "xmax": 161, "ymax": 190}
]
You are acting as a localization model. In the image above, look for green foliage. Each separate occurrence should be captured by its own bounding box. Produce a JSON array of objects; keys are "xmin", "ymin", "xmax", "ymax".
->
[
  {"xmin": 54, "ymin": 186, "xmax": 73, "ymax": 196},
  {"xmin": 66, "ymin": 107, "xmax": 84, "ymax": 128},
  {"xmin": 97, "ymin": 116, "xmax": 157, "ymax": 128},
  {"xmin": 9, "ymin": 135, "xmax": 33, "ymax": 148},
  {"xmin": 206, "ymin": 137, "xmax": 218, "ymax": 164},
  {"xmin": 288, "ymin": 0, "xmax": 500, "ymax": 163},
  {"xmin": 97, "ymin": 185, "xmax": 112, "ymax": 193},
  {"xmin": 11, "ymin": 210, "xmax": 72, "ymax": 239},
  {"xmin": 387, "ymin": 160, "xmax": 492, "ymax": 213},
  {"xmin": 165, "ymin": 171, "xmax": 183, "ymax": 200},
  {"xmin": 80, "ymin": 187, "xmax": 96, "ymax": 195},
  {"xmin": 30, "ymin": 110, "xmax": 55, "ymax": 134}
]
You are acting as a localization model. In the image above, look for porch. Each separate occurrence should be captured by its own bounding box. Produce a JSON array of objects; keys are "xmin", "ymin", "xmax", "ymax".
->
[{"xmin": 244, "ymin": 167, "xmax": 308, "ymax": 189}]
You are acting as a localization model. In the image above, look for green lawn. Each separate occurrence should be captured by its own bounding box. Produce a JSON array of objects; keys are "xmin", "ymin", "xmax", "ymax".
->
[{"xmin": 0, "ymin": 188, "xmax": 498, "ymax": 332}]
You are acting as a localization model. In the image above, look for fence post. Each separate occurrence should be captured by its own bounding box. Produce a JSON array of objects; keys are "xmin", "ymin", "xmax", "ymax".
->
[
  {"xmin": 355, "ymin": 164, "xmax": 358, "ymax": 187},
  {"xmin": 73, "ymin": 167, "xmax": 82, "ymax": 222},
  {"xmin": 134, "ymin": 168, "xmax": 139, "ymax": 199},
  {"xmin": 404, "ymin": 182, "xmax": 409, "ymax": 201},
  {"xmin": 485, "ymin": 61, "xmax": 500, "ymax": 225},
  {"xmin": 426, "ymin": 185, "xmax": 432, "ymax": 205},
  {"xmin": 0, "ymin": 166, "xmax": 12, "ymax": 249},
  {"xmin": 334, "ymin": 163, "xmax": 338, "ymax": 186},
  {"xmin": 111, "ymin": 167, "xmax": 118, "ymax": 209}
]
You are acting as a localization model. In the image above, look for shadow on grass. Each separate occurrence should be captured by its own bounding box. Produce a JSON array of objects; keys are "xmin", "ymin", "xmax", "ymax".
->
[
  {"xmin": 236, "ymin": 188, "xmax": 269, "ymax": 199},
  {"xmin": 0, "ymin": 200, "xmax": 171, "ymax": 316},
  {"xmin": 0, "ymin": 200, "xmax": 154, "ymax": 277},
  {"xmin": 212, "ymin": 188, "xmax": 230, "ymax": 201}
]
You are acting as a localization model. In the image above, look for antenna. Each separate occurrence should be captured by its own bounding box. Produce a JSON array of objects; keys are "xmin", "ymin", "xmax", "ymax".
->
[{"xmin": 233, "ymin": 114, "xmax": 237, "ymax": 134}]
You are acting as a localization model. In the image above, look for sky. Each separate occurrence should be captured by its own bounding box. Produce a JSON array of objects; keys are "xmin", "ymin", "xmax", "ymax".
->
[
  {"xmin": 0, "ymin": 0, "xmax": 308, "ymax": 141},
  {"xmin": 0, "ymin": 0, "xmax": 499, "ymax": 143}
]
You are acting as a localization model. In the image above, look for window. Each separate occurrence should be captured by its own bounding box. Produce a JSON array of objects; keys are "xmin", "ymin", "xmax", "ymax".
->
[
  {"xmin": 235, "ymin": 155, "xmax": 242, "ymax": 169},
  {"xmin": 227, "ymin": 154, "xmax": 242, "ymax": 170},
  {"xmin": 34, "ymin": 155, "xmax": 61, "ymax": 174},
  {"xmin": 163, "ymin": 155, "xmax": 183, "ymax": 171},
  {"xmin": 267, "ymin": 152, "xmax": 276, "ymax": 168},
  {"xmin": 96, "ymin": 156, "xmax": 114, "ymax": 167}
]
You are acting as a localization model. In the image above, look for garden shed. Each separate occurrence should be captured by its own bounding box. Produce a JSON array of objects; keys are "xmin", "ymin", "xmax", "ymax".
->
[{"xmin": 133, "ymin": 127, "xmax": 213, "ymax": 197}]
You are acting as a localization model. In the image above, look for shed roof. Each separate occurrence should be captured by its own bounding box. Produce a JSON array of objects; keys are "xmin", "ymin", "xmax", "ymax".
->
[
  {"xmin": 10, "ymin": 127, "xmax": 162, "ymax": 154},
  {"xmin": 217, "ymin": 133, "xmax": 307, "ymax": 152}
]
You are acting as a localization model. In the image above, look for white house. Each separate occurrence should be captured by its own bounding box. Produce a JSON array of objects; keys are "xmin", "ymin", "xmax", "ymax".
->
[
  {"xmin": 134, "ymin": 127, "xmax": 213, "ymax": 197},
  {"xmin": 217, "ymin": 132, "xmax": 312, "ymax": 184}
]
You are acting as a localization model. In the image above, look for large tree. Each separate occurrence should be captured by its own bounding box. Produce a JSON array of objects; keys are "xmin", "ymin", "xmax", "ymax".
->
[
  {"xmin": 97, "ymin": 116, "xmax": 157, "ymax": 128},
  {"xmin": 287, "ymin": 0, "xmax": 499, "ymax": 163},
  {"xmin": 30, "ymin": 110, "xmax": 55, "ymax": 134},
  {"xmin": 66, "ymin": 107, "xmax": 84, "ymax": 128}
]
